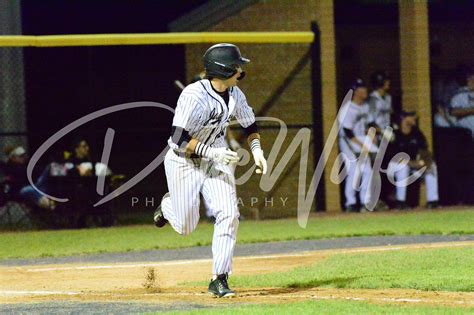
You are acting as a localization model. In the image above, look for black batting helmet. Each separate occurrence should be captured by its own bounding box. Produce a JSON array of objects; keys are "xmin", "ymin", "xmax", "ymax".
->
[
  {"xmin": 203, "ymin": 43, "xmax": 250, "ymax": 80},
  {"xmin": 350, "ymin": 78, "xmax": 367, "ymax": 90},
  {"xmin": 370, "ymin": 71, "xmax": 390, "ymax": 89}
]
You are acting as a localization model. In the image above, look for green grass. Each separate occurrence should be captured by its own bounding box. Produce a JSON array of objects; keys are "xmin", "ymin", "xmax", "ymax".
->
[
  {"xmin": 219, "ymin": 246, "xmax": 474, "ymax": 292},
  {"xmin": 182, "ymin": 246, "xmax": 474, "ymax": 314},
  {"xmin": 164, "ymin": 300, "xmax": 474, "ymax": 315},
  {"xmin": 0, "ymin": 209, "xmax": 473, "ymax": 260}
]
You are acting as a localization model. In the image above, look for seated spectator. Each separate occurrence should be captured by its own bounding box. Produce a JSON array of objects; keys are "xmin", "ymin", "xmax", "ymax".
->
[
  {"xmin": 19, "ymin": 164, "xmax": 56, "ymax": 210},
  {"xmin": 431, "ymin": 64, "xmax": 467, "ymax": 129},
  {"xmin": 444, "ymin": 64, "xmax": 469, "ymax": 108},
  {"xmin": 0, "ymin": 146, "xmax": 29, "ymax": 204},
  {"xmin": 62, "ymin": 138, "xmax": 110, "ymax": 178},
  {"xmin": 449, "ymin": 68, "xmax": 474, "ymax": 139},
  {"xmin": 433, "ymin": 104, "xmax": 456, "ymax": 128},
  {"xmin": 387, "ymin": 111, "xmax": 439, "ymax": 209},
  {"xmin": 63, "ymin": 138, "xmax": 114, "ymax": 227},
  {"xmin": 20, "ymin": 138, "xmax": 110, "ymax": 210}
]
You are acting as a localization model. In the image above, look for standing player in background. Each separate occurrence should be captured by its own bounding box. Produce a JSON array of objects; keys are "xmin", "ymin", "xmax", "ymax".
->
[
  {"xmin": 449, "ymin": 68, "xmax": 474, "ymax": 139},
  {"xmin": 368, "ymin": 71, "xmax": 393, "ymax": 210},
  {"xmin": 154, "ymin": 43, "xmax": 267, "ymax": 298},
  {"xmin": 449, "ymin": 68, "xmax": 474, "ymax": 204},
  {"xmin": 368, "ymin": 71, "xmax": 392, "ymax": 132},
  {"xmin": 339, "ymin": 79, "xmax": 379, "ymax": 212}
]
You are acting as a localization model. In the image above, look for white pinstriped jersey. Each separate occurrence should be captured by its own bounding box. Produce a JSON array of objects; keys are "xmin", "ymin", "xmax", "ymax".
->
[
  {"xmin": 338, "ymin": 101, "xmax": 373, "ymax": 138},
  {"xmin": 169, "ymin": 79, "xmax": 255, "ymax": 151},
  {"xmin": 450, "ymin": 87, "xmax": 474, "ymax": 138},
  {"xmin": 368, "ymin": 91, "xmax": 392, "ymax": 130},
  {"xmin": 162, "ymin": 79, "xmax": 250, "ymax": 276}
]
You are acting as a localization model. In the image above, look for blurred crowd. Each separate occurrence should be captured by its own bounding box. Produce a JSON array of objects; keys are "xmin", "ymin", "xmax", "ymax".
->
[
  {"xmin": 432, "ymin": 65, "xmax": 474, "ymax": 135},
  {"xmin": 0, "ymin": 138, "xmax": 117, "ymax": 228},
  {"xmin": 339, "ymin": 67, "xmax": 474, "ymax": 212}
]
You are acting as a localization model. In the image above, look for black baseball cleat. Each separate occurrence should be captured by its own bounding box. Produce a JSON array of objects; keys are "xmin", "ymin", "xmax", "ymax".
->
[
  {"xmin": 360, "ymin": 206, "xmax": 374, "ymax": 213},
  {"xmin": 344, "ymin": 204, "xmax": 359, "ymax": 213},
  {"xmin": 153, "ymin": 207, "xmax": 167, "ymax": 228},
  {"xmin": 395, "ymin": 200, "xmax": 409, "ymax": 210},
  {"xmin": 208, "ymin": 274, "xmax": 235, "ymax": 298},
  {"xmin": 426, "ymin": 201, "xmax": 439, "ymax": 209},
  {"xmin": 153, "ymin": 193, "xmax": 169, "ymax": 228}
]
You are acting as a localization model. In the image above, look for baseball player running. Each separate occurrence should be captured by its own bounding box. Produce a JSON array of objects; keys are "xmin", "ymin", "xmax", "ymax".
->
[
  {"xmin": 154, "ymin": 43, "xmax": 267, "ymax": 298},
  {"xmin": 174, "ymin": 72, "xmax": 242, "ymax": 223}
]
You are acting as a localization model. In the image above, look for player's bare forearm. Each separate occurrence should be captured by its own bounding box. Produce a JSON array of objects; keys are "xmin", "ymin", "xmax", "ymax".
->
[
  {"xmin": 450, "ymin": 108, "xmax": 474, "ymax": 119},
  {"xmin": 226, "ymin": 130, "xmax": 241, "ymax": 151},
  {"xmin": 246, "ymin": 132, "xmax": 260, "ymax": 146},
  {"xmin": 226, "ymin": 130, "xmax": 234, "ymax": 143},
  {"xmin": 350, "ymin": 137, "xmax": 364, "ymax": 148},
  {"xmin": 418, "ymin": 148, "xmax": 434, "ymax": 168},
  {"xmin": 186, "ymin": 138, "xmax": 199, "ymax": 155}
]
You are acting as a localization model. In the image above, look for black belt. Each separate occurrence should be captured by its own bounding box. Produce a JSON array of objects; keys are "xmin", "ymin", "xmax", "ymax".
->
[{"xmin": 173, "ymin": 149, "xmax": 200, "ymax": 159}]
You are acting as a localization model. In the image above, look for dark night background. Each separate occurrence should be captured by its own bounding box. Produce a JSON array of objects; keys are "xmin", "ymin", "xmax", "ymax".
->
[
  {"xmin": 20, "ymin": 0, "xmax": 473, "ymax": 152},
  {"xmin": 22, "ymin": 0, "xmax": 206, "ymax": 145},
  {"xmin": 16, "ymin": 0, "xmax": 474, "ymax": 213},
  {"xmin": 20, "ymin": 1, "xmax": 206, "ymax": 209}
]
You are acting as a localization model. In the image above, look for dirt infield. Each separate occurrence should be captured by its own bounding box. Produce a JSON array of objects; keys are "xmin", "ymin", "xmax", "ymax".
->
[{"xmin": 1, "ymin": 241, "xmax": 473, "ymax": 311}]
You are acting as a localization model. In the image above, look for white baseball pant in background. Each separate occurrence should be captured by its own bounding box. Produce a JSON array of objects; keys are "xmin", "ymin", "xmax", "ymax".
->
[
  {"xmin": 388, "ymin": 161, "xmax": 439, "ymax": 203},
  {"xmin": 339, "ymin": 137, "xmax": 379, "ymax": 208}
]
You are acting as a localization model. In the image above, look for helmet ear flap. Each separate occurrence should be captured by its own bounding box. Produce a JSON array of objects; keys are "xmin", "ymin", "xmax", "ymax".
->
[{"xmin": 206, "ymin": 60, "xmax": 238, "ymax": 79}]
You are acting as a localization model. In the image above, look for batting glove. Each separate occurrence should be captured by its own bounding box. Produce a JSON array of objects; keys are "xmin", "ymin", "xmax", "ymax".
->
[
  {"xmin": 250, "ymin": 139, "xmax": 267, "ymax": 175},
  {"xmin": 252, "ymin": 149, "xmax": 267, "ymax": 174},
  {"xmin": 196, "ymin": 143, "xmax": 240, "ymax": 165}
]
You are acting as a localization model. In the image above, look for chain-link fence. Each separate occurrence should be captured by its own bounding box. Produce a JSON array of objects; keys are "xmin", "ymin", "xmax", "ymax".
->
[{"xmin": 0, "ymin": 1, "xmax": 27, "ymax": 161}]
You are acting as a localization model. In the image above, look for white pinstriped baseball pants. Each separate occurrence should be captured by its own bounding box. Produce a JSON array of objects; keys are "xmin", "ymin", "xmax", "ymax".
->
[
  {"xmin": 339, "ymin": 137, "xmax": 379, "ymax": 207},
  {"xmin": 161, "ymin": 149, "xmax": 239, "ymax": 275},
  {"xmin": 387, "ymin": 161, "xmax": 439, "ymax": 202}
]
